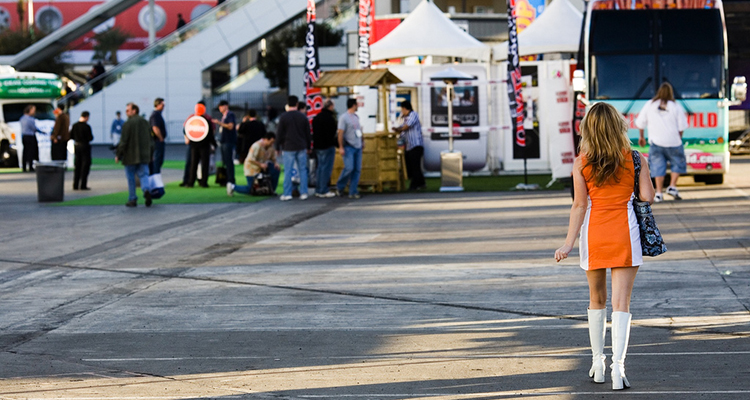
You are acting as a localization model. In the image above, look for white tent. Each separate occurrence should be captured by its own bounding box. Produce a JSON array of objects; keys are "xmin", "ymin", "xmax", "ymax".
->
[
  {"xmin": 493, "ymin": 0, "xmax": 583, "ymax": 61},
  {"xmin": 371, "ymin": 0, "xmax": 490, "ymax": 62}
]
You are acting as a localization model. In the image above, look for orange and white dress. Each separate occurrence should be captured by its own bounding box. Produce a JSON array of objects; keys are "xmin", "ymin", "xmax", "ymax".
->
[{"xmin": 579, "ymin": 153, "xmax": 643, "ymax": 270}]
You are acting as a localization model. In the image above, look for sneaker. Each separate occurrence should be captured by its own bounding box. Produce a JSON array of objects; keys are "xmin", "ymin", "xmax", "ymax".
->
[
  {"xmin": 666, "ymin": 186, "xmax": 682, "ymax": 200},
  {"xmin": 348, "ymin": 193, "xmax": 361, "ymax": 199},
  {"xmin": 300, "ymin": 194, "xmax": 308, "ymax": 200},
  {"xmin": 654, "ymin": 193, "xmax": 663, "ymax": 203},
  {"xmin": 144, "ymin": 191, "xmax": 152, "ymax": 207},
  {"xmin": 125, "ymin": 200, "xmax": 137, "ymax": 207},
  {"xmin": 320, "ymin": 191, "xmax": 336, "ymax": 198},
  {"xmin": 226, "ymin": 182, "xmax": 235, "ymax": 197},
  {"xmin": 280, "ymin": 195, "xmax": 292, "ymax": 201}
]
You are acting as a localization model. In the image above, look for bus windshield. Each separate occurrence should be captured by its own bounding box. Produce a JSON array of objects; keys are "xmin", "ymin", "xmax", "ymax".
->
[{"xmin": 590, "ymin": 8, "xmax": 725, "ymax": 100}]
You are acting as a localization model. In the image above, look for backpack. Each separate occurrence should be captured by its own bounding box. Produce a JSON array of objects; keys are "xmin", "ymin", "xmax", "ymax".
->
[{"xmin": 251, "ymin": 173, "xmax": 274, "ymax": 196}]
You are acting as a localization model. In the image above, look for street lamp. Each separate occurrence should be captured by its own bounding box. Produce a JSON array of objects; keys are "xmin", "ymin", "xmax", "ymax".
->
[{"xmin": 430, "ymin": 67, "xmax": 475, "ymax": 192}]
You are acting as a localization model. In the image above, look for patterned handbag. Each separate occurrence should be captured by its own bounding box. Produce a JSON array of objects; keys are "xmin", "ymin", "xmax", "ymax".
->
[{"xmin": 632, "ymin": 151, "xmax": 667, "ymax": 257}]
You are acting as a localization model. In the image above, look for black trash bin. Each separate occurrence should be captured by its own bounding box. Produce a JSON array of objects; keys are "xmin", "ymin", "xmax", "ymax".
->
[{"xmin": 35, "ymin": 161, "xmax": 66, "ymax": 202}]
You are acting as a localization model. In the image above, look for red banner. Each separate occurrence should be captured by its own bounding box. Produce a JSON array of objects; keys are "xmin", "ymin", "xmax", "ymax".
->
[
  {"xmin": 357, "ymin": 0, "xmax": 373, "ymax": 69},
  {"xmin": 305, "ymin": 0, "xmax": 323, "ymax": 126},
  {"xmin": 507, "ymin": 0, "xmax": 526, "ymax": 147}
]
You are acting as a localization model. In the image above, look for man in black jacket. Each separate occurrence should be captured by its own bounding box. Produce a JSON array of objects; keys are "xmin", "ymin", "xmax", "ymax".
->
[
  {"xmin": 276, "ymin": 96, "xmax": 311, "ymax": 201},
  {"xmin": 70, "ymin": 111, "xmax": 94, "ymax": 190},
  {"xmin": 312, "ymin": 99, "xmax": 337, "ymax": 197},
  {"xmin": 236, "ymin": 109, "xmax": 266, "ymax": 163}
]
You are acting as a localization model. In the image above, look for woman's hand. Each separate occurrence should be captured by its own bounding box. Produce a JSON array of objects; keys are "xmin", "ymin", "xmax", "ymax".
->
[{"xmin": 555, "ymin": 244, "xmax": 573, "ymax": 262}]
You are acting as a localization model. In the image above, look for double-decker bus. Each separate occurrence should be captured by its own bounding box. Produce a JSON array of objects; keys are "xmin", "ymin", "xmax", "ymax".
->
[{"xmin": 581, "ymin": 0, "xmax": 746, "ymax": 184}]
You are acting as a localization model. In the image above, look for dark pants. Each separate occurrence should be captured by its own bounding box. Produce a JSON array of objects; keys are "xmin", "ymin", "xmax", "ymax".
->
[
  {"xmin": 405, "ymin": 146, "xmax": 425, "ymax": 189},
  {"xmin": 51, "ymin": 141, "xmax": 68, "ymax": 161},
  {"xmin": 182, "ymin": 146, "xmax": 192, "ymax": 184},
  {"xmin": 22, "ymin": 135, "xmax": 38, "ymax": 171},
  {"xmin": 236, "ymin": 136, "xmax": 250, "ymax": 163},
  {"xmin": 150, "ymin": 140, "xmax": 165, "ymax": 174},
  {"xmin": 220, "ymin": 142, "xmax": 235, "ymax": 184},
  {"xmin": 74, "ymin": 143, "xmax": 92, "ymax": 189},
  {"xmin": 188, "ymin": 145, "xmax": 211, "ymax": 187}
]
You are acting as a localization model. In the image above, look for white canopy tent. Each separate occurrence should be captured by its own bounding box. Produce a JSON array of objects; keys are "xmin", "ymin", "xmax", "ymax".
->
[
  {"xmin": 370, "ymin": 0, "xmax": 490, "ymax": 62},
  {"xmin": 492, "ymin": 0, "xmax": 583, "ymax": 61}
]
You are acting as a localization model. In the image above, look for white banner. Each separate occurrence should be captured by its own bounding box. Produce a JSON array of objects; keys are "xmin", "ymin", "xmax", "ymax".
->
[{"xmin": 544, "ymin": 61, "xmax": 576, "ymax": 180}]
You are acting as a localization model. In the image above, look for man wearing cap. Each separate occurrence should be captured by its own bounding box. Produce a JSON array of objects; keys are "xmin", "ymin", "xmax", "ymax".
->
[
  {"xmin": 217, "ymin": 100, "xmax": 237, "ymax": 189},
  {"xmin": 392, "ymin": 100, "xmax": 425, "ymax": 190}
]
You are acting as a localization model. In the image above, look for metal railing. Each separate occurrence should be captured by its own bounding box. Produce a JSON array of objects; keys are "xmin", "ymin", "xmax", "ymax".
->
[{"xmin": 62, "ymin": 0, "xmax": 352, "ymax": 105}]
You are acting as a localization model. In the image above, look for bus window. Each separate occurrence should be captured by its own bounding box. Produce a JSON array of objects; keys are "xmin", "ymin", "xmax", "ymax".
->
[
  {"xmin": 659, "ymin": 10, "xmax": 723, "ymax": 54},
  {"xmin": 590, "ymin": 11, "xmax": 652, "ymax": 54},
  {"xmin": 594, "ymin": 55, "xmax": 654, "ymax": 100},
  {"xmin": 660, "ymin": 55, "xmax": 723, "ymax": 99}
]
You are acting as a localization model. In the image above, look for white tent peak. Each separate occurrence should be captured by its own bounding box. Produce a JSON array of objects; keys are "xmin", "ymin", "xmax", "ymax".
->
[
  {"xmin": 371, "ymin": 0, "xmax": 490, "ymax": 62},
  {"xmin": 493, "ymin": 0, "xmax": 583, "ymax": 61}
]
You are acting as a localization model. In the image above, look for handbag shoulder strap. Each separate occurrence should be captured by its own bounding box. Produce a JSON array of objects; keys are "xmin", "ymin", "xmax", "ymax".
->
[{"xmin": 632, "ymin": 150, "xmax": 641, "ymax": 201}]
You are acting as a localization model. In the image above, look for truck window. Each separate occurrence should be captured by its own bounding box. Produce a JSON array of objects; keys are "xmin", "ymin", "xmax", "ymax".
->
[
  {"xmin": 659, "ymin": 9, "xmax": 723, "ymax": 54},
  {"xmin": 660, "ymin": 55, "xmax": 723, "ymax": 99},
  {"xmin": 594, "ymin": 55, "xmax": 655, "ymax": 100},
  {"xmin": 590, "ymin": 11, "xmax": 652, "ymax": 54},
  {"xmin": 2, "ymin": 103, "xmax": 55, "ymax": 122}
]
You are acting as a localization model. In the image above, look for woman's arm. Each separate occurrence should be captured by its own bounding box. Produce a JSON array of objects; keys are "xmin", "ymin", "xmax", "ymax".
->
[
  {"xmin": 555, "ymin": 158, "xmax": 588, "ymax": 262},
  {"xmin": 638, "ymin": 152, "xmax": 655, "ymax": 203}
]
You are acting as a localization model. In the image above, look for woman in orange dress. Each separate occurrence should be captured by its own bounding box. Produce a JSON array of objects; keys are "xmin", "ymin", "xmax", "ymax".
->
[{"xmin": 555, "ymin": 102, "xmax": 655, "ymax": 390}]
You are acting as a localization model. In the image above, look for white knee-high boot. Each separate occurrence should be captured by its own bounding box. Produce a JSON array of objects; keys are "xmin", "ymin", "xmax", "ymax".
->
[
  {"xmin": 611, "ymin": 311, "xmax": 632, "ymax": 390},
  {"xmin": 587, "ymin": 308, "xmax": 607, "ymax": 383}
]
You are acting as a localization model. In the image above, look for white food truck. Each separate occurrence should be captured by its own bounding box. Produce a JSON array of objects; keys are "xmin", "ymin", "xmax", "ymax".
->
[{"xmin": 0, "ymin": 66, "xmax": 64, "ymax": 168}]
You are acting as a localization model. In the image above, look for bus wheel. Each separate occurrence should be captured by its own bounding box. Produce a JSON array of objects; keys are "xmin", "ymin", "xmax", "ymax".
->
[{"xmin": 694, "ymin": 174, "xmax": 724, "ymax": 185}]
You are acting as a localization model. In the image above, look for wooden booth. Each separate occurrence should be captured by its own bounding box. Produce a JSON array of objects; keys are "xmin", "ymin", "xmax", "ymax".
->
[{"xmin": 313, "ymin": 69, "xmax": 406, "ymax": 193}]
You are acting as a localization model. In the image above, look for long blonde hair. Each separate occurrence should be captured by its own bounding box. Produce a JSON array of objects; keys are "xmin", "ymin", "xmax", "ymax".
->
[{"xmin": 579, "ymin": 102, "xmax": 631, "ymax": 187}]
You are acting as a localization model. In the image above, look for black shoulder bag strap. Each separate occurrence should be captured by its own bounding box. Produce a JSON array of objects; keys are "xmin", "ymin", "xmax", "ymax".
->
[{"xmin": 632, "ymin": 150, "xmax": 641, "ymax": 202}]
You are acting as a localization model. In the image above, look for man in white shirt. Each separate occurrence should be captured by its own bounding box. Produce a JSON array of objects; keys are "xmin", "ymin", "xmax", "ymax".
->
[{"xmin": 635, "ymin": 83, "xmax": 688, "ymax": 202}]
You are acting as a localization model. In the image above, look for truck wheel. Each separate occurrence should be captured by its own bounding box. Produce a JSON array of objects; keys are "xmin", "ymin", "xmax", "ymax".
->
[{"xmin": 694, "ymin": 174, "xmax": 723, "ymax": 185}]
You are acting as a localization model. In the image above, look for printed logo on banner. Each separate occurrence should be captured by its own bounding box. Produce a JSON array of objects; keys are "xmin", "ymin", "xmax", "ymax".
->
[
  {"xmin": 507, "ymin": 0, "xmax": 526, "ymax": 148},
  {"xmin": 358, "ymin": 0, "xmax": 372, "ymax": 69},
  {"xmin": 305, "ymin": 0, "xmax": 323, "ymax": 124}
]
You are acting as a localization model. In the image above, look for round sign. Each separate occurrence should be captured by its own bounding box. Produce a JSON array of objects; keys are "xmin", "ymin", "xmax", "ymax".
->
[{"xmin": 185, "ymin": 115, "xmax": 209, "ymax": 142}]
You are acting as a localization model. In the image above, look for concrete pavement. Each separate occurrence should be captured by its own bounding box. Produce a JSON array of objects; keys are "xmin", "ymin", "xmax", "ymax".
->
[{"xmin": 0, "ymin": 155, "xmax": 748, "ymax": 399}]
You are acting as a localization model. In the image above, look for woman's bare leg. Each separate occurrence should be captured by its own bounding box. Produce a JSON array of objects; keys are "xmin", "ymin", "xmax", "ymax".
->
[{"xmin": 611, "ymin": 266, "xmax": 639, "ymax": 312}]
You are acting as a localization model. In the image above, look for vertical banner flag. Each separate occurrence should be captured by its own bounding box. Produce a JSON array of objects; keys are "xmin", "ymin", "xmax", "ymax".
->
[
  {"xmin": 507, "ymin": 0, "xmax": 525, "ymax": 147},
  {"xmin": 305, "ymin": 0, "xmax": 323, "ymax": 124},
  {"xmin": 358, "ymin": 0, "xmax": 372, "ymax": 69}
]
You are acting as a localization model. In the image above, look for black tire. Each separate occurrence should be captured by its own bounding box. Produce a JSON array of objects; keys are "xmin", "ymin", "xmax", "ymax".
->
[{"xmin": 694, "ymin": 174, "xmax": 723, "ymax": 185}]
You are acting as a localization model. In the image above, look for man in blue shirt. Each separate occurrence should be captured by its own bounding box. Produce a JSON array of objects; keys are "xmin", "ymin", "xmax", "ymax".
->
[
  {"xmin": 217, "ymin": 100, "xmax": 237, "ymax": 187},
  {"xmin": 392, "ymin": 100, "xmax": 425, "ymax": 190},
  {"xmin": 149, "ymin": 98, "xmax": 167, "ymax": 174},
  {"xmin": 20, "ymin": 105, "xmax": 42, "ymax": 172},
  {"xmin": 111, "ymin": 111, "xmax": 124, "ymax": 149}
]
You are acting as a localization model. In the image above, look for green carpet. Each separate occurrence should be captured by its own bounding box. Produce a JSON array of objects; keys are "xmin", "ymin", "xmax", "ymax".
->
[
  {"xmin": 58, "ymin": 163, "xmax": 280, "ymax": 206},
  {"xmin": 0, "ymin": 168, "xmax": 23, "ymax": 174},
  {"xmin": 91, "ymin": 158, "xmax": 186, "ymax": 171}
]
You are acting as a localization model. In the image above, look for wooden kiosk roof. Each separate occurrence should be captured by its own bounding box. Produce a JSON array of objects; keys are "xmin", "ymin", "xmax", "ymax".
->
[{"xmin": 313, "ymin": 69, "xmax": 402, "ymax": 88}]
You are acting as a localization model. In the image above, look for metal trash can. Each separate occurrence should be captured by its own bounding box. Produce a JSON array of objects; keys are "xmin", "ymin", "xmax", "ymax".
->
[{"xmin": 34, "ymin": 161, "xmax": 66, "ymax": 202}]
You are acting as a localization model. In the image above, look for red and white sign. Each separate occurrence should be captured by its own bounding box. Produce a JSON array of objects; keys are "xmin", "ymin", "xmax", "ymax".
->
[{"xmin": 184, "ymin": 115, "xmax": 209, "ymax": 142}]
